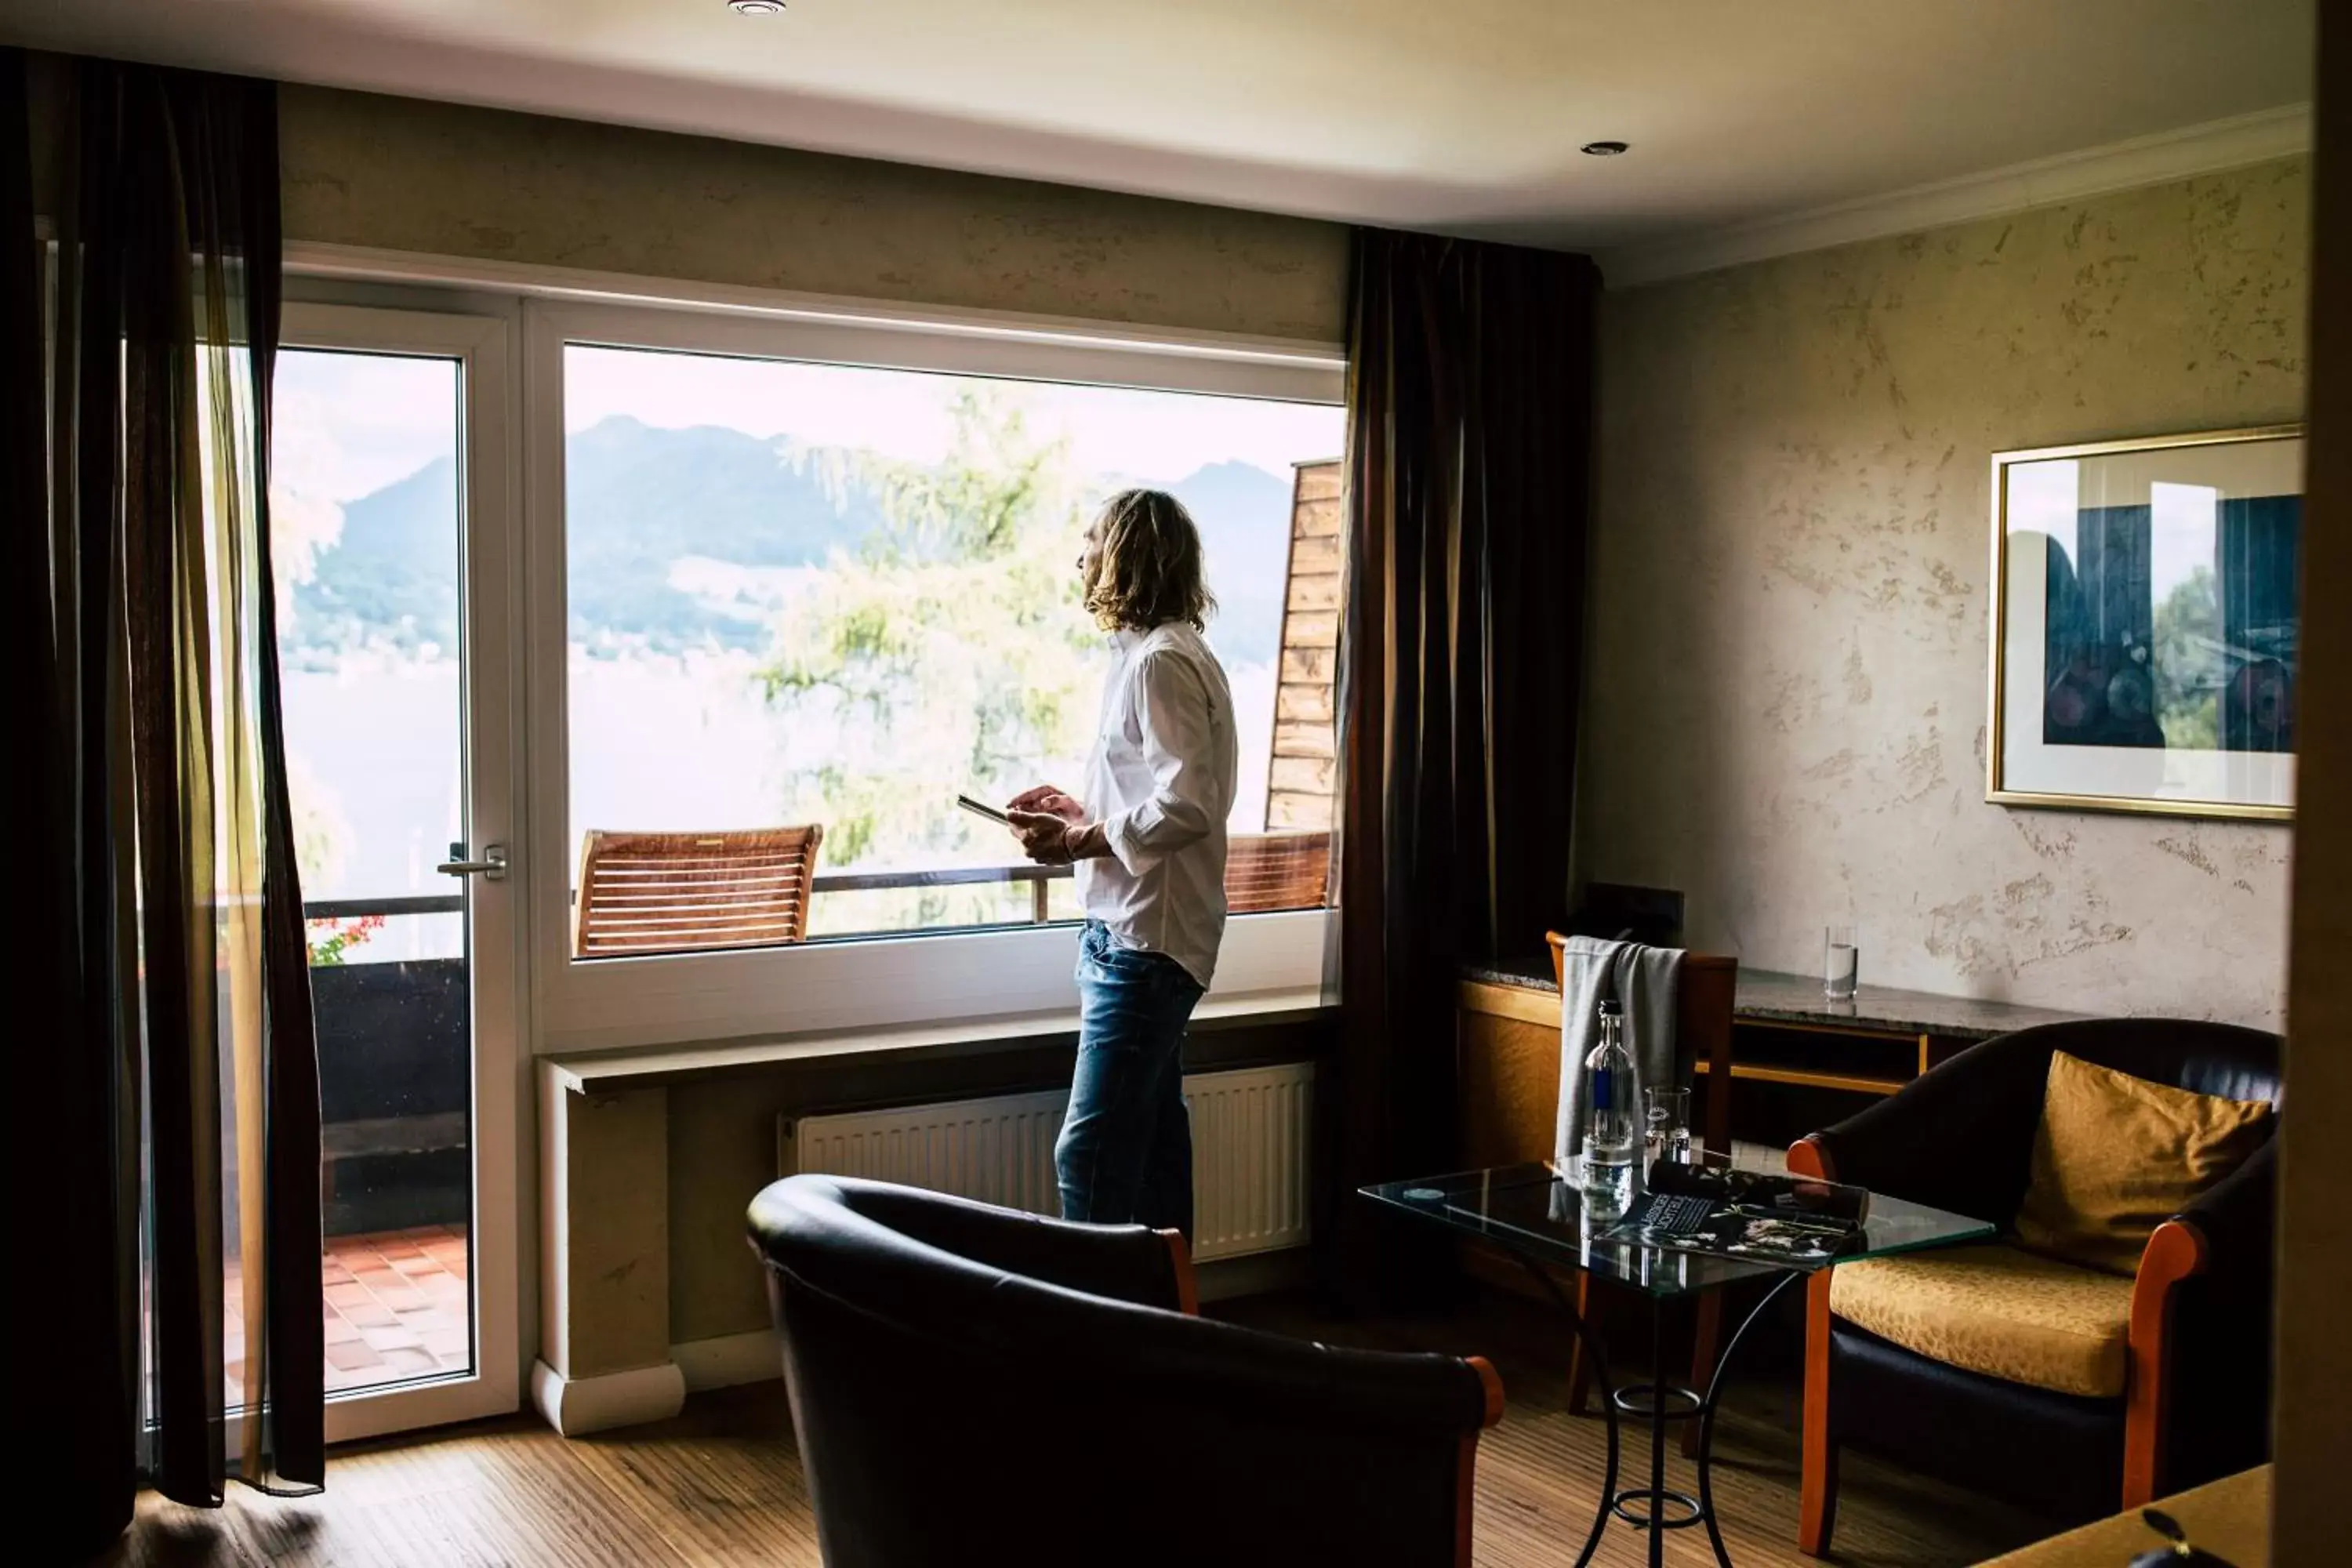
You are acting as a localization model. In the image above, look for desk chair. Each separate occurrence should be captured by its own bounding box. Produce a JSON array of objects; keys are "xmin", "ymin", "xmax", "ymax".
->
[
  {"xmin": 1547, "ymin": 932, "xmax": 1739, "ymax": 1426},
  {"xmin": 1454, "ymin": 935, "xmax": 1735, "ymax": 1445}
]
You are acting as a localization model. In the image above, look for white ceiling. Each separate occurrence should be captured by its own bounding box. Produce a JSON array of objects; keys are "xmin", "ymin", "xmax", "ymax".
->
[{"xmin": 2, "ymin": 0, "xmax": 2315, "ymax": 259}]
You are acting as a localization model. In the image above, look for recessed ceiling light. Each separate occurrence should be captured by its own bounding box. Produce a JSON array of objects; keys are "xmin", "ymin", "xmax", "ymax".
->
[
  {"xmin": 729, "ymin": 0, "xmax": 784, "ymax": 13},
  {"xmin": 1581, "ymin": 140, "xmax": 1630, "ymax": 156}
]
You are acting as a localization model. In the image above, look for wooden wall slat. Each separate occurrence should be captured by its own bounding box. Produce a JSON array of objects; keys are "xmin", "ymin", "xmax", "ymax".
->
[{"xmin": 1265, "ymin": 459, "xmax": 1344, "ymax": 831}]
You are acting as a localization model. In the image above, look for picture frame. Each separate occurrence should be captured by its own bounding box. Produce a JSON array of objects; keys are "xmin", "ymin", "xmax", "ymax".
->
[{"xmin": 1987, "ymin": 424, "xmax": 2304, "ymax": 822}]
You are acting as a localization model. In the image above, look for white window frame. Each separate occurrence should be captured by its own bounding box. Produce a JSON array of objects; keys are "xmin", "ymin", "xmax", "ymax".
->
[
  {"xmin": 521, "ymin": 299, "xmax": 1345, "ymax": 1054},
  {"xmin": 278, "ymin": 300, "xmax": 526, "ymax": 1441}
]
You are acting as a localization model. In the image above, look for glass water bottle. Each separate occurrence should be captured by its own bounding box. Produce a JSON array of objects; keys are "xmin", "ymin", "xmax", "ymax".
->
[{"xmin": 1582, "ymin": 997, "xmax": 1639, "ymax": 1221}]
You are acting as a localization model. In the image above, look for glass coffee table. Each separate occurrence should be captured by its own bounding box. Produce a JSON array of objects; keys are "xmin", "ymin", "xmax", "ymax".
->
[{"xmin": 1360, "ymin": 1156, "xmax": 1993, "ymax": 1568}]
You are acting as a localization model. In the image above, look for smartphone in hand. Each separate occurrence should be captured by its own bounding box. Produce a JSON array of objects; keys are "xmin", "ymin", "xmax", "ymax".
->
[{"xmin": 956, "ymin": 793, "xmax": 1013, "ymax": 826}]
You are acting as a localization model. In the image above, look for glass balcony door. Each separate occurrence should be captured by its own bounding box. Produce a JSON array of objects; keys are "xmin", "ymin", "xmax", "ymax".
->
[{"xmin": 274, "ymin": 303, "xmax": 519, "ymax": 1441}]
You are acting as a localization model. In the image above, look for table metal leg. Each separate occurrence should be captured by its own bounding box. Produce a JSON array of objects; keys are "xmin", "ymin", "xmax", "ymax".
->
[
  {"xmin": 1512, "ymin": 1253, "xmax": 1620, "ymax": 1568},
  {"xmin": 1456, "ymin": 1213, "xmax": 1809, "ymax": 1568},
  {"xmin": 1693, "ymin": 1269, "xmax": 1806, "ymax": 1568},
  {"xmin": 1650, "ymin": 1295, "xmax": 1668, "ymax": 1568},
  {"xmin": 1552, "ymin": 1265, "xmax": 1805, "ymax": 1568}
]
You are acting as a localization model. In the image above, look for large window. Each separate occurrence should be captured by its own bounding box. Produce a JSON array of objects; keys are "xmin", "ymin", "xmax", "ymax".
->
[
  {"xmin": 557, "ymin": 341, "xmax": 1346, "ymax": 954},
  {"xmin": 521, "ymin": 303, "xmax": 1343, "ymax": 1049}
]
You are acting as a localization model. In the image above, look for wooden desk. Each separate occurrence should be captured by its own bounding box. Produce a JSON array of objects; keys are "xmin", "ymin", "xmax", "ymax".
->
[
  {"xmin": 1976, "ymin": 1465, "xmax": 2269, "ymax": 1567},
  {"xmin": 1724, "ymin": 967, "xmax": 2084, "ymax": 1093},
  {"xmin": 1459, "ymin": 960, "xmax": 2085, "ymax": 1157}
]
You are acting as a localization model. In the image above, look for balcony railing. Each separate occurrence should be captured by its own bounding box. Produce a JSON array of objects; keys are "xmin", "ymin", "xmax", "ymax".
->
[
  {"xmin": 303, "ymin": 862, "xmax": 1073, "ymax": 928},
  {"xmin": 802, "ymin": 862, "xmax": 1073, "ymax": 925},
  {"xmin": 307, "ymin": 829, "xmax": 1330, "ymax": 940},
  {"xmin": 305, "ymin": 893, "xmax": 466, "ymax": 920}
]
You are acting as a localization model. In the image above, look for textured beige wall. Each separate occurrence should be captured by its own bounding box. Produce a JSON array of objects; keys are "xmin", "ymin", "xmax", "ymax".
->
[
  {"xmin": 276, "ymin": 85, "xmax": 1351, "ymax": 342},
  {"xmin": 1582, "ymin": 158, "xmax": 2309, "ymax": 1027}
]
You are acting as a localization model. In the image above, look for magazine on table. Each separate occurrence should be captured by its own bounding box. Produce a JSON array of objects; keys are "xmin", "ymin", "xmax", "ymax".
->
[{"xmin": 1593, "ymin": 1160, "xmax": 1871, "ymax": 1266}]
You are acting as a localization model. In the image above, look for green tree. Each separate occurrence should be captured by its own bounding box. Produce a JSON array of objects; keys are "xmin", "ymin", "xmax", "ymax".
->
[
  {"xmin": 2153, "ymin": 565, "xmax": 2221, "ymax": 751},
  {"xmin": 757, "ymin": 394, "xmax": 1104, "ymax": 929}
]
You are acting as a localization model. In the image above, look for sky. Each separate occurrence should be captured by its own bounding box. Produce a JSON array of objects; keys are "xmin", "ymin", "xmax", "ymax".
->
[
  {"xmin": 277, "ymin": 349, "xmax": 459, "ymax": 503},
  {"xmin": 272, "ymin": 342, "xmax": 1345, "ymax": 504},
  {"xmin": 563, "ymin": 345, "xmax": 1343, "ymax": 484}
]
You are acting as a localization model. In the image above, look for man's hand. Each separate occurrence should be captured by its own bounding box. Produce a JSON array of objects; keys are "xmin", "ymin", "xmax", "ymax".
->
[
  {"xmin": 1008, "ymin": 808, "xmax": 1110, "ymax": 866},
  {"xmin": 1008, "ymin": 808, "xmax": 1073, "ymax": 864},
  {"xmin": 1008, "ymin": 784, "xmax": 1086, "ymax": 823}
]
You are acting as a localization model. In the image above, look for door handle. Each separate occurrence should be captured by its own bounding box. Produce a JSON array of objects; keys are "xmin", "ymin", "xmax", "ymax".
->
[{"xmin": 437, "ymin": 841, "xmax": 509, "ymax": 882}]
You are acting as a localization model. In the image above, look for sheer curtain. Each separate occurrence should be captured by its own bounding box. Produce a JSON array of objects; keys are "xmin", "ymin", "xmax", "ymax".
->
[
  {"xmin": 10, "ymin": 52, "xmax": 321, "ymax": 1555},
  {"xmin": 1327, "ymin": 228, "xmax": 1600, "ymax": 1289}
]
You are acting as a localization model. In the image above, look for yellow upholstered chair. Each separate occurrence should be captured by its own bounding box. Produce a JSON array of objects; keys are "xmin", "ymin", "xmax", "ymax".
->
[{"xmin": 1791, "ymin": 1018, "xmax": 2281, "ymax": 1551}]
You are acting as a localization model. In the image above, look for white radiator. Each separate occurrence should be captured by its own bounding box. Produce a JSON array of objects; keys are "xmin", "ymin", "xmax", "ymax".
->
[{"xmin": 779, "ymin": 1062, "xmax": 1313, "ymax": 1261}]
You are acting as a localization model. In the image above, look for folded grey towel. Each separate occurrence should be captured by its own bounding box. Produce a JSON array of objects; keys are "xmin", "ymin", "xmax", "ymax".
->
[{"xmin": 1554, "ymin": 935, "xmax": 1686, "ymax": 1162}]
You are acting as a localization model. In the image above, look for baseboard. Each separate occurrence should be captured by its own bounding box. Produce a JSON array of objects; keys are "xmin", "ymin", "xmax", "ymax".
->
[
  {"xmin": 1196, "ymin": 1246, "xmax": 1311, "ymax": 1303},
  {"xmin": 671, "ymin": 1329, "xmax": 784, "ymax": 1392},
  {"xmin": 529, "ymin": 1357, "xmax": 687, "ymax": 1436}
]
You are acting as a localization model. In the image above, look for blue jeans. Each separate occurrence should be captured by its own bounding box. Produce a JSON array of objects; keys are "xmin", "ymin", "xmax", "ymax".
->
[{"xmin": 1056, "ymin": 921, "xmax": 1203, "ymax": 1238}]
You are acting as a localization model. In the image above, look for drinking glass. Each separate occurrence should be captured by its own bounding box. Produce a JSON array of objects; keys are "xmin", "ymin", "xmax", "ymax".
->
[
  {"xmin": 1643, "ymin": 1086, "xmax": 1693, "ymax": 1167},
  {"xmin": 1824, "ymin": 924, "xmax": 1860, "ymax": 1000}
]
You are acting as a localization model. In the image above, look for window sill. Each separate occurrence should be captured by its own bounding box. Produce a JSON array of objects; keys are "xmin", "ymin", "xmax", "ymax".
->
[{"xmin": 543, "ymin": 984, "xmax": 1333, "ymax": 1093}]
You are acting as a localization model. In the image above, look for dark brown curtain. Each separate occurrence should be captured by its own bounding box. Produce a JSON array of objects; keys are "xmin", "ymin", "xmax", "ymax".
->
[
  {"xmin": 7, "ymin": 49, "xmax": 137, "ymax": 1556},
  {"xmin": 1329, "ymin": 228, "xmax": 1599, "ymax": 1284},
  {"xmin": 12, "ymin": 53, "xmax": 321, "ymax": 1557}
]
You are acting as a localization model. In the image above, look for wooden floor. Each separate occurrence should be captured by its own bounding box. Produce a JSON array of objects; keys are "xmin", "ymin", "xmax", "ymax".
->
[{"xmin": 96, "ymin": 1289, "xmax": 2055, "ymax": 1567}]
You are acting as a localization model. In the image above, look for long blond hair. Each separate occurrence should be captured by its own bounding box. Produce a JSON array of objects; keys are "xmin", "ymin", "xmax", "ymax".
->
[{"xmin": 1083, "ymin": 488, "xmax": 1216, "ymax": 633}]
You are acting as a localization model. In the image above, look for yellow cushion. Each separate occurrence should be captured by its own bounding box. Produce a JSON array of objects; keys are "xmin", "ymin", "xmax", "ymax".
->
[
  {"xmin": 1829, "ymin": 1243, "xmax": 2134, "ymax": 1398},
  {"xmin": 2013, "ymin": 1051, "xmax": 2271, "ymax": 1276}
]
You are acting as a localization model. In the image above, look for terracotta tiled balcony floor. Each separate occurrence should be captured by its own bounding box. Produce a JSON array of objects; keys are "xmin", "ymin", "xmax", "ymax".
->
[{"xmin": 227, "ymin": 1224, "xmax": 472, "ymax": 1402}]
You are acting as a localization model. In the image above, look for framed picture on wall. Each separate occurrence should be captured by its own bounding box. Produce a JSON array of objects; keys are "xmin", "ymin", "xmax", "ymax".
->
[{"xmin": 1987, "ymin": 425, "xmax": 2303, "ymax": 822}]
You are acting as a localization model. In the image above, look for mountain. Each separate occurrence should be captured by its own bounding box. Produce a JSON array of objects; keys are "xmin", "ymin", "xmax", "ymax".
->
[
  {"xmin": 289, "ymin": 419, "xmax": 1296, "ymax": 667},
  {"xmin": 292, "ymin": 416, "xmax": 880, "ymax": 658},
  {"xmin": 564, "ymin": 417, "xmax": 878, "ymax": 648},
  {"xmin": 292, "ymin": 452, "xmax": 463, "ymax": 655}
]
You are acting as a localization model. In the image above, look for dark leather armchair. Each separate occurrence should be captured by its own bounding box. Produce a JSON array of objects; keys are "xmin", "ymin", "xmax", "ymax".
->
[
  {"xmin": 747, "ymin": 1174, "xmax": 1504, "ymax": 1568},
  {"xmin": 1791, "ymin": 1018, "xmax": 2281, "ymax": 1552}
]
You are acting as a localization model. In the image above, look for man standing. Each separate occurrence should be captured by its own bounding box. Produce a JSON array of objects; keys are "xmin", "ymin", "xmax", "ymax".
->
[{"xmin": 1007, "ymin": 488, "xmax": 1236, "ymax": 1240}]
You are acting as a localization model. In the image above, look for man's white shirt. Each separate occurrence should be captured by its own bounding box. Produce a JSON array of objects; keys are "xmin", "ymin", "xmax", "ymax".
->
[{"xmin": 1076, "ymin": 621, "xmax": 1238, "ymax": 988}]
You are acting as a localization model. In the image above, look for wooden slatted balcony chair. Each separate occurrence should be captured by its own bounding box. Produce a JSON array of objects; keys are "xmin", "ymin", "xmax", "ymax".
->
[
  {"xmin": 573, "ymin": 826, "xmax": 825, "ymax": 959},
  {"xmin": 1224, "ymin": 830, "xmax": 1332, "ymax": 913}
]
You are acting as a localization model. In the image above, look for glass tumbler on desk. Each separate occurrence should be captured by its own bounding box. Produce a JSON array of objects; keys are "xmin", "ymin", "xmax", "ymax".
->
[
  {"xmin": 1644, "ymin": 1086, "xmax": 1692, "ymax": 1168},
  {"xmin": 1825, "ymin": 924, "xmax": 1860, "ymax": 1000}
]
